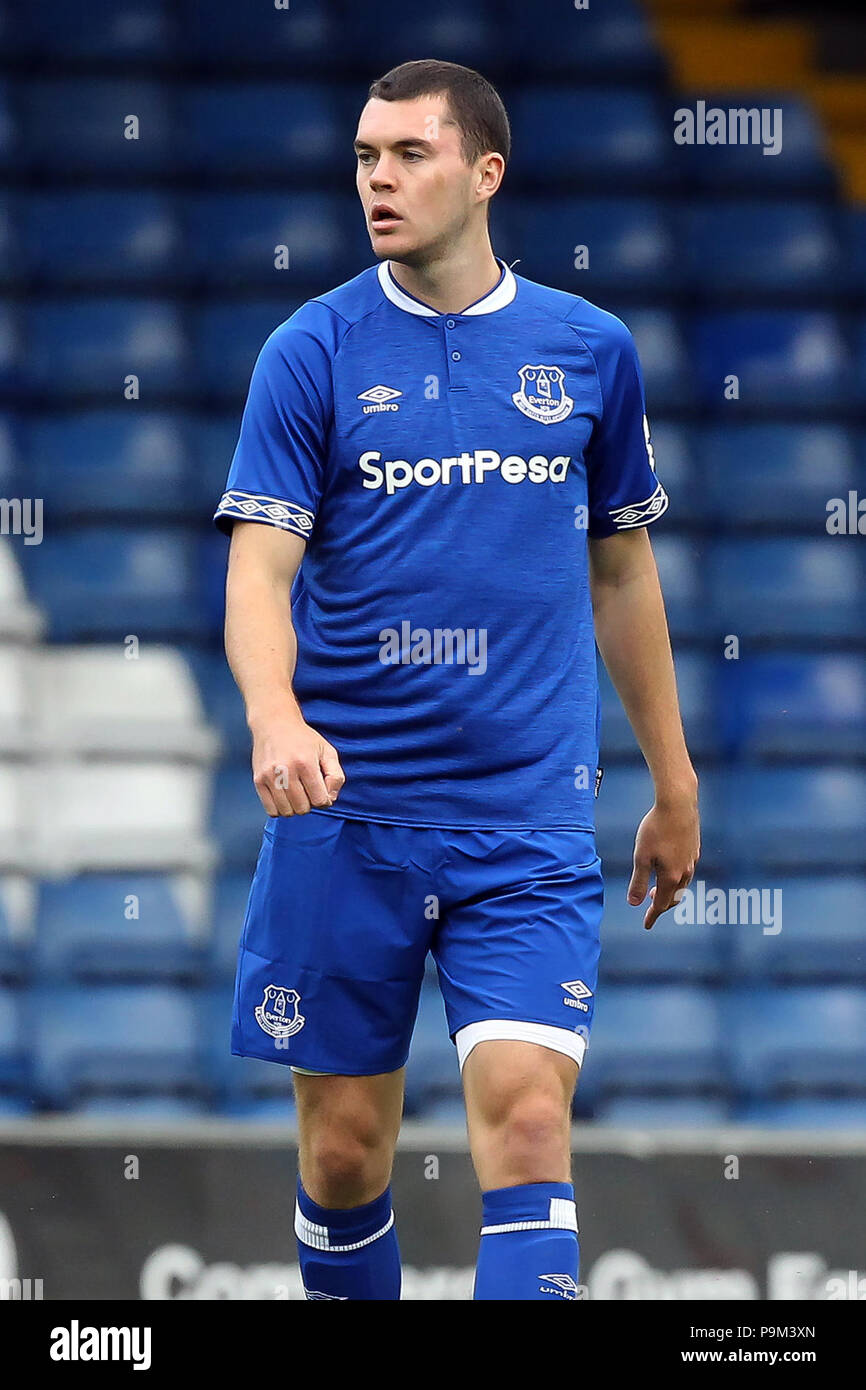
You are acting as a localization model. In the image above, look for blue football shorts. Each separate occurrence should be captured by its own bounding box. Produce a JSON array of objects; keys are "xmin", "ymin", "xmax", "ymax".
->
[{"xmin": 231, "ymin": 810, "xmax": 603, "ymax": 1077}]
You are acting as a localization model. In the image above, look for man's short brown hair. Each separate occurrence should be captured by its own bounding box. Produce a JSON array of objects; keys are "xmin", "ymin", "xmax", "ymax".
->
[{"xmin": 367, "ymin": 59, "xmax": 511, "ymax": 166}]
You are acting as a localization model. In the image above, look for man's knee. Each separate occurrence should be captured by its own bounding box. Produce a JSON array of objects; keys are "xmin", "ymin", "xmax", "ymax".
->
[
  {"xmin": 463, "ymin": 1041, "xmax": 578, "ymax": 1186},
  {"xmin": 294, "ymin": 1073, "xmax": 402, "ymax": 1206}
]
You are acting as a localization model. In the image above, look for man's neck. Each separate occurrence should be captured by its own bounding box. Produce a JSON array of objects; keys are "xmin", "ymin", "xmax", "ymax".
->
[{"xmin": 387, "ymin": 241, "xmax": 501, "ymax": 315}]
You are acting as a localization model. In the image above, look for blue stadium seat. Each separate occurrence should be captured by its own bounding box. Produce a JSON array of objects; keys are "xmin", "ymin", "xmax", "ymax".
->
[
  {"xmin": 179, "ymin": 0, "xmax": 341, "ymax": 68},
  {"xmin": 707, "ymin": 539, "xmax": 864, "ymax": 642},
  {"xmin": 0, "ymin": 984, "xmax": 27, "ymax": 1097},
  {"xmin": 26, "ymin": 300, "xmax": 190, "ymax": 399},
  {"xmin": 721, "ymin": 768, "xmax": 866, "ymax": 868},
  {"xmin": 28, "ymin": 413, "xmax": 190, "ymax": 517},
  {"xmin": 644, "ymin": 421, "xmax": 702, "ymax": 524},
  {"xmin": 0, "ymin": 303, "xmax": 23, "ymax": 396},
  {"xmin": 0, "ymin": 412, "xmax": 20, "ymax": 498},
  {"xmin": 736, "ymin": 1098, "xmax": 866, "ymax": 1128},
  {"xmin": 599, "ymin": 650, "xmax": 722, "ymax": 759},
  {"xmin": 496, "ymin": 197, "xmax": 680, "ymax": 296},
  {"xmin": 676, "ymin": 96, "xmax": 833, "ymax": 194},
  {"xmin": 500, "ymin": 0, "xmax": 661, "ymax": 78},
  {"xmin": 730, "ymin": 986, "xmax": 866, "ymax": 1098},
  {"xmin": 178, "ymin": 84, "xmax": 347, "ymax": 176},
  {"xmin": 194, "ymin": 302, "xmax": 302, "ymax": 401},
  {"xmin": 77, "ymin": 1096, "xmax": 211, "ymax": 1118},
  {"xmin": 209, "ymin": 871, "xmax": 252, "ymax": 982},
  {"xmin": 20, "ymin": 528, "xmax": 208, "ymax": 640},
  {"xmin": 509, "ymin": 90, "xmax": 673, "ymax": 189},
  {"xmin": 21, "ymin": 192, "xmax": 180, "ymax": 287},
  {"xmin": 581, "ymin": 986, "xmax": 726, "ymax": 1100},
  {"xmin": 14, "ymin": 0, "xmax": 174, "ymax": 59},
  {"xmin": 184, "ymin": 415, "xmax": 241, "ymax": 514},
  {"xmin": 594, "ymin": 1097, "xmax": 731, "ymax": 1126},
  {"xmin": 593, "ymin": 764, "xmax": 655, "ymax": 870},
  {"xmin": 624, "ymin": 309, "xmax": 694, "ymax": 411},
  {"xmin": 20, "ymin": 81, "xmax": 174, "ymax": 173},
  {"xmin": 731, "ymin": 876, "xmax": 866, "ymax": 982},
  {"xmin": 34, "ymin": 875, "xmax": 205, "ymax": 983},
  {"xmin": 724, "ymin": 653, "xmax": 866, "ymax": 758},
  {"xmin": 187, "ymin": 651, "xmax": 249, "ymax": 763},
  {"xmin": 0, "ymin": 888, "xmax": 29, "ymax": 982},
  {"xmin": 691, "ymin": 311, "xmax": 851, "ymax": 410},
  {"xmin": 29, "ymin": 984, "xmax": 206, "ymax": 1108},
  {"xmin": 181, "ymin": 192, "xmax": 368, "ymax": 288},
  {"xmin": 0, "ymin": 195, "xmax": 18, "ymax": 285},
  {"xmin": 405, "ymin": 982, "xmax": 459, "ymax": 1114},
  {"xmin": 202, "ymin": 984, "xmax": 295, "ymax": 1117},
  {"xmin": 845, "ymin": 208, "xmax": 866, "ymax": 294},
  {"xmin": 0, "ymin": 79, "xmax": 19, "ymax": 170},
  {"xmin": 701, "ymin": 423, "xmax": 856, "ymax": 527},
  {"xmin": 599, "ymin": 874, "xmax": 728, "ymax": 983},
  {"xmin": 685, "ymin": 201, "xmax": 842, "ymax": 297},
  {"xmin": 209, "ymin": 766, "xmax": 267, "ymax": 870},
  {"xmin": 644, "ymin": 535, "xmax": 708, "ymax": 641}
]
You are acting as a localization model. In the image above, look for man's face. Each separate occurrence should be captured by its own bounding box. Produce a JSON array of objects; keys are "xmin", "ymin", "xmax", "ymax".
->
[{"xmin": 354, "ymin": 94, "xmax": 480, "ymax": 264}]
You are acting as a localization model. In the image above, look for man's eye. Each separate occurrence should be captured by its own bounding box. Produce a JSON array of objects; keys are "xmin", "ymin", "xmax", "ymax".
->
[{"xmin": 403, "ymin": 151, "xmax": 422, "ymax": 161}]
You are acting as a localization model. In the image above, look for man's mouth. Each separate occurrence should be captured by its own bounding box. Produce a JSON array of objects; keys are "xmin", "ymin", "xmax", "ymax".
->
[{"xmin": 371, "ymin": 203, "xmax": 402, "ymax": 231}]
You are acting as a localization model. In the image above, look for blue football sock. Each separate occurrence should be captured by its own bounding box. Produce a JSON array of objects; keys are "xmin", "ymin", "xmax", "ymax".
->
[
  {"xmin": 294, "ymin": 1178, "xmax": 401, "ymax": 1300},
  {"xmin": 474, "ymin": 1181, "xmax": 580, "ymax": 1301}
]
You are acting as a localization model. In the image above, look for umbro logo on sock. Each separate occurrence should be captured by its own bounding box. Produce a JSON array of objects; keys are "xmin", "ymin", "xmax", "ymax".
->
[{"xmin": 538, "ymin": 1273, "xmax": 580, "ymax": 1300}]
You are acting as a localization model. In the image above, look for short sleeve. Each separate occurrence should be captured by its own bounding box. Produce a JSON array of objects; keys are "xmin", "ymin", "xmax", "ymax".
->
[
  {"xmin": 213, "ymin": 306, "xmax": 333, "ymax": 541},
  {"xmin": 584, "ymin": 320, "xmax": 669, "ymax": 539}
]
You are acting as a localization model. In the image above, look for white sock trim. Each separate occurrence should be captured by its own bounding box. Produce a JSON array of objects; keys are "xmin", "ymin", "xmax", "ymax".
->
[
  {"xmin": 481, "ymin": 1196, "xmax": 578, "ymax": 1237},
  {"xmin": 455, "ymin": 1019, "xmax": 587, "ymax": 1072},
  {"xmin": 294, "ymin": 1202, "xmax": 395, "ymax": 1252}
]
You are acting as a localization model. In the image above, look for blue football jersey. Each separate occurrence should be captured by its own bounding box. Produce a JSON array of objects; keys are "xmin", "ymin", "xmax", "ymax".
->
[{"xmin": 215, "ymin": 258, "xmax": 668, "ymax": 830}]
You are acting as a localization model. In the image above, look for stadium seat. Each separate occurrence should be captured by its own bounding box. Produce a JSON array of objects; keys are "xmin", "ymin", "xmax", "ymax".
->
[
  {"xmin": 181, "ymin": 192, "xmax": 369, "ymax": 290},
  {"xmin": 723, "ymin": 653, "xmax": 866, "ymax": 758},
  {"xmin": 691, "ymin": 311, "xmax": 851, "ymax": 410},
  {"xmin": 730, "ymin": 986, "xmax": 866, "ymax": 1099},
  {"xmin": 183, "ymin": 415, "xmax": 242, "ymax": 514},
  {"xmin": 27, "ymin": 762, "xmax": 213, "ymax": 874},
  {"xmin": 0, "ymin": 984, "xmax": 28, "ymax": 1098},
  {"xmin": 701, "ymin": 423, "xmax": 857, "ymax": 528},
  {"xmin": 28, "ymin": 412, "xmax": 191, "ymax": 518},
  {"xmin": 28, "ymin": 984, "xmax": 207, "ymax": 1109},
  {"xmin": 624, "ymin": 309, "xmax": 694, "ymax": 410},
  {"xmin": 594, "ymin": 1097, "xmax": 731, "ymax": 1126},
  {"xmin": 21, "ymin": 192, "xmax": 180, "ymax": 287},
  {"xmin": 0, "ymin": 79, "xmax": 18, "ymax": 171},
  {"xmin": 19, "ymin": 81, "xmax": 174, "ymax": 174},
  {"xmin": 599, "ymin": 649, "xmax": 722, "ymax": 760},
  {"xmin": 26, "ymin": 299, "xmax": 190, "ymax": 400},
  {"xmin": 641, "ymin": 534, "xmax": 707, "ymax": 642},
  {"xmin": 13, "ymin": 0, "xmax": 174, "ymax": 60},
  {"xmin": 509, "ymin": 89, "xmax": 673, "ymax": 190},
  {"xmin": 193, "ymin": 302, "xmax": 303, "ymax": 402},
  {"xmin": 736, "ymin": 1099, "xmax": 866, "ymax": 1128},
  {"xmin": 707, "ymin": 539, "xmax": 864, "ymax": 642},
  {"xmin": 186, "ymin": 649, "xmax": 248, "ymax": 763},
  {"xmin": 675, "ymin": 96, "xmax": 833, "ymax": 194},
  {"xmin": 209, "ymin": 765, "xmax": 268, "ymax": 870},
  {"xmin": 581, "ymin": 986, "xmax": 727, "ymax": 1100},
  {"xmin": 0, "ymin": 878, "xmax": 31, "ymax": 982},
  {"xmin": 177, "ymin": 83, "xmax": 347, "ymax": 176},
  {"xmin": 0, "ymin": 767, "xmax": 25, "ymax": 872},
  {"xmin": 845, "ymin": 208, "xmax": 866, "ymax": 294},
  {"xmin": 0, "ymin": 301, "xmax": 23, "ymax": 397},
  {"xmin": 202, "ymin": 984, "xmax": 295, "ymax": 1117},
  {"xmin": 30, "ymin": 645, "xmax": 218, "ymax": 760},
  {"xmin": 499, "ymin": 197, "xmax": 681, "ymax": 297},
  {"xmin": 209, "ymin": 872, "xmax": 251, "ymax": 981},
  {"xmin": 178, "ymin": 0, "xmax": 340, "ymax": 69},
  {"xmin": 404, "ymin": 982, "xmax": 459, "ymax": 1114},
  {"xmin": 720, "ymin": 767, "xmax": 866, "ymax": 869},
  {"xmin": 0, "ymin": 197, "xmax": 17, "ymax": 287},
  {"xmin": 731, "ymin": 876, "xmax": 866, "ymax": 982},
  {"xmin": 0, "ymin": 646, "xmax": 28, "ymax": 754},
  {"xmin": 20, "ymin": 528, "xmax": 209, "ymax": 640},
  {"xmin": 335, "ymin": 0, "xmax": 499, "ymax": 77},
  {"xmin": 684, "ymin": 200, "xmax": 843, "ymax": 298},
  {"xmin": 500, "ymin": 0, "xmax": 661, "ymax": 78},
  {"xmin": 33, "ymin": 874, "xmax": 206, "ymax": 982},
  {"xmin": 76, "ymin": 1096, "xmax": 211, "ymax": 1118},
  {"xmin": 644, "ymin": 421, "xmax": 702, "ymax": 524},
  {"xmin": 598, "ymin": 873, "xmax": 728, "ymax": 983}
]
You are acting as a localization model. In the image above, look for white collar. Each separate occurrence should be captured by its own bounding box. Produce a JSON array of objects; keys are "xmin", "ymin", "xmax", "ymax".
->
[{"xmin": 377, "ymin": 257, "xmax": 517, "ymax": 317}]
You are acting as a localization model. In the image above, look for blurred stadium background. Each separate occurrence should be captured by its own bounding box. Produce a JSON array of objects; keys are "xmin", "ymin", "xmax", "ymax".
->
[{"xmin": 0, "ymin": 0, "xmax": 865, "ymax": 1299}]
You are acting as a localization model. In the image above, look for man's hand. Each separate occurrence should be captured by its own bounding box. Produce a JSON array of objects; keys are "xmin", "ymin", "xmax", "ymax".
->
[
  {"xmin": 627, "ymin": 788, "xmax": 700, "ymax": 930},
  {"xmin": 250, "ymin": 709, "xmax": 346, "ymax": 817}
]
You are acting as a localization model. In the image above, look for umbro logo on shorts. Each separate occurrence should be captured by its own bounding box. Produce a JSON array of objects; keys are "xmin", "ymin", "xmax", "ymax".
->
[{"xmin": 561, "ymin": 979, "xmax": 593, "ymax": 1012}]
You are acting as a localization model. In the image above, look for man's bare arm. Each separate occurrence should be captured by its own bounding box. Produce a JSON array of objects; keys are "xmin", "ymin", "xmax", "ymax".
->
[
  {"xmin": 224, "ymin": 521, "xmax": 345, "ymax": 816},
  {"xmin": 588, "ymin": 527, "xmax": 700, "ymax": 929}
]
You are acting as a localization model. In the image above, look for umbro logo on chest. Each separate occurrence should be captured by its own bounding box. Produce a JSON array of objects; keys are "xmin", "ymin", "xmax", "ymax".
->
[{"xmin": 357, "ymin": 385, "xmax": 402, "ymax": 414}]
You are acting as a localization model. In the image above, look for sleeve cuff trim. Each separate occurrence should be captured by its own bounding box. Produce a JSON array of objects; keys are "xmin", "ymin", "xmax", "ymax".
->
[
  {"xmin": 608, "ymin": 480, "xmax": 669, "ymax": 530},
  {"xmin": 214, "ymin": 490, "xmax": 315, "ymax": 538}
]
